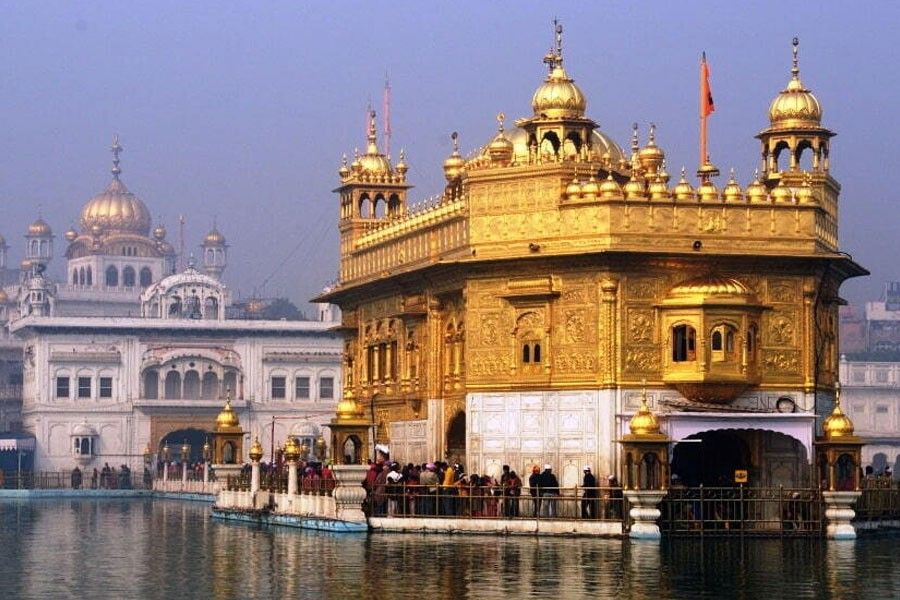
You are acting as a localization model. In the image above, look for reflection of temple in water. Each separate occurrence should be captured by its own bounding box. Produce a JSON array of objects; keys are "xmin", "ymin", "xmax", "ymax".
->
[{"xmin": 318, "ymin": 25, "xmax": 866, "ymax": 491}]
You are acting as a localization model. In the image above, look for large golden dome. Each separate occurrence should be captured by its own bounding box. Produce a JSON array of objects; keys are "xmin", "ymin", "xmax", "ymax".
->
[
  {"xmin": 81, "ymin": 178, "xmax": 152, "ymax": 236},
  {"xmin": 629, "ymin": 391, "xmax": 661, "ymax": 437},
  {"xmin": 80, "ymin": 138, "xmax": 152, "ymax": 236},
  {"xmin": 768, "ymin": 39, "xmax": 822, "ymax": 128},
  {"xmin": 669, "ymin": 274, "xmax": 751, "ymax": 298}
]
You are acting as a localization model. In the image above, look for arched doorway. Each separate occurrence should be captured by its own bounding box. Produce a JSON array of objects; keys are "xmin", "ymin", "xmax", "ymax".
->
[
  {"xmin": 159, "ymin": 428, "xmax": 210, "ymax": 464},
  {"xmin": 672, "ymin": 430, "xmax": 750, "ymax": 487},
  {"xmin": 671, "ymin": 429, "xmax": 809, "ymax": 488},
  {"xmin": 446, "ymin": 411, "xmax": 466, "ymax": 465}
]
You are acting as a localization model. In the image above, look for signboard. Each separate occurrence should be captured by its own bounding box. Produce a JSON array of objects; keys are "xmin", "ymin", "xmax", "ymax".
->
[{"xmin": 734, "ymin": 469, "xmax": 748, "ymax": 484}]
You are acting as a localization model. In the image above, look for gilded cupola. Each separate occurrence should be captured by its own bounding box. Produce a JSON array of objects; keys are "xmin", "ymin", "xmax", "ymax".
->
[
  {"xmin": 27, "ymin": 218, "xmax": 53, "ymax": 237},
  {"xmin": 629, "ymin": 388, "xmax": 661, "ymax": 437},
  {"xmin": 80, "ymin": 136, "xmax": 152, "ymax": 236},
  {"xmin": 673, "ymin": 167, "xmax": 696, "ymax": 201},
  {"xmin": 531, "ymin": 22, "xmax": 586, "ymax": 119},
  {"xmin": 443, "ymin": 132, "xmax": 466, "ymax": 181},
  {"xmin": 638, "ymin": 123, "xmax": 665, "ymax": 175},
  {"xmin": 248, "ymin": 436, "xmax": 264, "ymax": 462},
  {"xmin": 768, "ymin": 38, "xmax": 822, "ymax": 128},
  {"xmin": 722, "ymin": 169, "xmax": 744, "ymax": 202},
  {"xmin": 822, "ymin": 385, "xmax": 855, "ymax": 440},
  {"xmin": 215, "ymin": 396, "xmax": 241, "ymax": 431},
  {"xmin": 486, "ymin": 113, "xmax": 514, "ymax": 164}
]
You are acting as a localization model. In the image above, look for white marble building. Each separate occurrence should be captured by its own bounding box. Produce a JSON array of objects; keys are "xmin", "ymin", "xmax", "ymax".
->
[
  {"xmin": 11, "ymin": 267, "xmax": 342, "ymax": 472},
  {"xmin": 840, "ymin": 356, "xmax": 900, "ymax": 475}
]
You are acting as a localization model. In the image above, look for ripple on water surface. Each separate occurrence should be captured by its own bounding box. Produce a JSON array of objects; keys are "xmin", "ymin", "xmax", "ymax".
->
[{"xmin": 0, "ymin": 498, "xmax": 898, "ymax": 600}]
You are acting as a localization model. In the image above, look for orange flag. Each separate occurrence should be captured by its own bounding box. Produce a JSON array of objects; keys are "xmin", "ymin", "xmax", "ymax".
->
[{"xmin": 700, "ymin": 52, "xmax": 715, "ymax": 118}]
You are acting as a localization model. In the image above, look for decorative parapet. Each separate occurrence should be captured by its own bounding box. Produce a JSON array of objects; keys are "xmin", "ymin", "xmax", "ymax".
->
[{"xmin": 354, "ymin": 196, "xmax": 467, "ymax": 250}]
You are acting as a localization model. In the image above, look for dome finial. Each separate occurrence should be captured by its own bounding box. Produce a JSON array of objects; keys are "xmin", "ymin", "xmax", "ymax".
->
[
  {"xmin": 648, "ymin": 122, "xmax": 657, "ymax": 146},
  {"xmin": 542, "ymin": 18, "xmax": 564, "ymax": 72},
  {"xmin": 791, "ymin": 36, "xmax": 800, "ymax": 78},
  {"xmin": 111, "ymin": 135, "xmax": 123, "ymax": 179},
  {"xmin": 631, "ymin": 123, "xmax": 640, "ymax": 153},
  {"xmin": 451, "ymin": 131, "xmax": 460, "ymax": 154},
  {"xmin": 496, "ymin": 112, "xmax": 505, "ymax": 133},
  {"xmin": 555, "ymin": 18, "xmax": 563, "ymax": 61}
]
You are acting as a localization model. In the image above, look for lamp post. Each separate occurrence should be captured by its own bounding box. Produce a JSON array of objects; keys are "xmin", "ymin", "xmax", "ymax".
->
[
  {"xmin": 202, "ymin": 438, "xmax": 211, "ymax": 484},
  {"xmin": 180, "ymin": 440, "xmax": 191, "ymax": 485},
  {"xmin": 248, "ymin": 436, "xmax": 264, "ymax": 495},
  {"xmin": 161, "ymin": 443, "xmax": 171, "ymax": 484},
  {"xmin": 284, "ymin": 436, "xmax": 300, "ymax": 497},
  {"xmin": 315, "ymin": 436, "xmax": 327, "ymax": 462}
]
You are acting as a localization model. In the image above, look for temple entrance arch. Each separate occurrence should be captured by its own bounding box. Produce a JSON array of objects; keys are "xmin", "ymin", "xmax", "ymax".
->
[
  {"xmin": 159, "ymin": 427, "xmax": 210, "ymax": 463},
  {"xmin": 446, "ymin": 411, "xmax": 466, "ymax": 465},
  {"xmin": 671, "ymin": 428, "xmax": 809, "ymax": 488}
]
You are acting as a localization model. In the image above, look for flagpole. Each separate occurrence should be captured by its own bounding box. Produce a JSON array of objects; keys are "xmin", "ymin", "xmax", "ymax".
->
[{"xmin": 699, "ymin": 52, "xmax": 707, "ymax": 169}]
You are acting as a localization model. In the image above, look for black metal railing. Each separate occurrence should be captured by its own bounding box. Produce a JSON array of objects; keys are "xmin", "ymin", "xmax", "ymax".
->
[
  {"xmin": 661, "ymin": 486, "xmax": 824, "ymax": 536},
  {"xmin": 855, "ymin": 478, "xmax": 900, "ymax": 521},
  {"xmin": 0, "ymin": 469, "xmax": 153, "ymax": 490},
  {"xmin": 366, "ymin": 485, "xmax": 626, "ymax": 521}
]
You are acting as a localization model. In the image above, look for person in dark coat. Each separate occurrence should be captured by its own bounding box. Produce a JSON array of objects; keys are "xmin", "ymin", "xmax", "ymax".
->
[
  {"xmin": 581, "ymin": 466, "xmax": 598, "ymax": 519},
  {"xmin": 538, "ymin": 464, "xmax": 560, "ymax": 518},
  {"xmin": 528, "ymin": 465, "xmax": 541, "ymax": 517}
]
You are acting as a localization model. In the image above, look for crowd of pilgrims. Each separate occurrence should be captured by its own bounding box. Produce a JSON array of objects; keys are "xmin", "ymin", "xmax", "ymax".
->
[
  {"xmin": 362, "ymin": 460, "xmax": 624, "ymax": 519},
  {"xmin": 70, "ymin": 463, "xmax": 144, "ymax": 489}
]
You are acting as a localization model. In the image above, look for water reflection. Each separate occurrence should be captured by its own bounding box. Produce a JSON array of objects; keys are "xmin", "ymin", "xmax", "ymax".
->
[{"xmin": 1, "ymin": 499, "xmax": 899, "ymax": 599}]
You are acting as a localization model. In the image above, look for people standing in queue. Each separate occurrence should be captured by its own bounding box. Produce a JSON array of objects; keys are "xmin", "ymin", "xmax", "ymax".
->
[
  {"xmin": 581, "ymin": 466, "xmax": 598, "ymax": 519},
  {"xmin": 538, "ymin": 464, "xmax": 560, "ymax": 518}
]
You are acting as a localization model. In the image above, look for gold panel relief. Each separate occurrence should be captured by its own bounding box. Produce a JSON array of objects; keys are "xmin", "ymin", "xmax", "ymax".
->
[
  {"xmin": 767, "ymin": 279, "xmax": 798, "ymax": 304},
  {"xmin": 564, "ymin": 309, "xmax": 586, "ymax": 343},
  {"xmin": 553, "ymin": 351, "xmax": 597, "ymax": 374},
  {"xmin": 763, "ymin": 350, "xmax": 801, "ymax": 375},
  {"xmin": 628, "ymin": 278, "xmax": 657, "ymax": 300},
  {"xmin": 479, "ymin": 313, "xmax": 500, "ymax": 347},
  {"xmin": 624, "ymin": 347, "xmax": 661, "ymax": 374},
  {"xmin": 767, "ymin": 312, "xmax": 796, "ymax": 347},
  {"xmin": 628, "ymin": 308, "xmax": 655, "ymax": 344}
]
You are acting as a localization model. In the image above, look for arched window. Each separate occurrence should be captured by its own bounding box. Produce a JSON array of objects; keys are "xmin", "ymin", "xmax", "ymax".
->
[
  {"xmin": 122, "ymin": 266, "xmax": 136, "ymax": 287},
  {"xmin": 86, "ymin": 266, "xmax": 92, "ymax": 286},
  {"xmin": 533, "ymin": 343, "xmax": 542, "ymax": 363},
  {"xmin": 204, "ymin": 297, "xmax": 218, "ymax": 319},
  {"xmin": 72, "ymin": 270, "xmax": 78, "ymax": 285},
  {"xmin": 711, "ymin": 324, "xmax": 738, "ymax": 362},
  {"xmin": 672, "ymin": 325, "xmax": 696, "ymax": 362},
  {"xmin": 79, "ymin": 267, "xmax": 86, "ymax": 285},
  {"xmin": 223, "ymin": 371, "xmax": 237, "ymax": 397},
  {"xmin": 144, "ymin": 370, "xmax": 158, "ymax": 399},
  {"xmin": 201, "ymin": 371, "xmax": 219, "ymax": 399},
  {"xmin": 522, "ymin": 344, "xmax": 531, "ymax": 364},
  {"xmin": 164, "ymin": 370, "xmax": 182, "ymax": 399},
  {"xmin": 105, "ymin": 266, "xmax": 118, "ymax": 287},
  {"xmin": 183, "ymin": 370, "xmax": 200, "ymax": 399},
  {"xmin": 139, "ymin": 267, "xmax": 152, "ymax": 287},
  {"xmin": 711, "ymin": 330, "xmax": 723, "ymax": 351}
]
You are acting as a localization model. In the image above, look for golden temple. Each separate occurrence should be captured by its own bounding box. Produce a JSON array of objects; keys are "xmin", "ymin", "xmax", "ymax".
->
[{"xmin": 318, "ymin": 27, "xmax": 866, "ymax": 486}]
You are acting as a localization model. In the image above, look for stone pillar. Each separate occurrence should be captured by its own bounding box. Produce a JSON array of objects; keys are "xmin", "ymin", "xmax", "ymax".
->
[
  {"xmin": 822, "ymin": 491, "xmax": 861, "ymax": 540},
  {"xmin": 250, "ymin": 460, "xmax": 261, "ymax": 494},
  {"xmin": 203, "ymin": 462, "xmax": 210, "ymax": 484},
  {"xmin": 624, "ymin": 490, "xmax": 667, "ymax": 540},
  {"xmin": 287, "ymin": 461, "xmax": 299, "ymax": 497},
  {"xmin": 182, "ymin": 461, "xmax": 188, "ymax": 485},
  {"xmin": 332, "ymin": 464, "xmax": 368, "ymax": 523},
  {"xmin": 163, "ymin": 462, "xmax": 169, "ymax": 484}
]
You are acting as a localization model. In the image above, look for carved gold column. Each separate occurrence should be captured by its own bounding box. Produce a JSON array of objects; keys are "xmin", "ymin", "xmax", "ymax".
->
[
  {"xmin": 803, "ymin": 280, "xmax": 816, "ymax": 392},
  {"xmin": 600, "ymin": 278, "xmax": 619, "ymax": 386},
  {"xmin": 372, "ymin": 344, "xmax": 381, "ymax": 383}
]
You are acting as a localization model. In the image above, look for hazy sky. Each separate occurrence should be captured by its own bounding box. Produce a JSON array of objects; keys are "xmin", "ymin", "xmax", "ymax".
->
[{"xmin": 1, "ymin": 2, "xmax": 897, "ymax": 309}]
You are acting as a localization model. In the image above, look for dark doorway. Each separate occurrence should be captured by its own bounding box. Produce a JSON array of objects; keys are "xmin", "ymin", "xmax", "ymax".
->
[
  {"xmin": 446, "ymin": 411, "xmax": 466, "ymax": 466},
  {"xmin": 160, "ymin": 428, "xmax": 210, "ymax": 463},
  {"xmin": 671, "ymin": 430, "xmax": 751, "ymax": 487}
]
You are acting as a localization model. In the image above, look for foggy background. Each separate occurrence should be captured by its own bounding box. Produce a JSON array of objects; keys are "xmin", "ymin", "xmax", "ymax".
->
[{"xmin": 1, "ymin": 2, "xmax": 896, "ymax": 312}]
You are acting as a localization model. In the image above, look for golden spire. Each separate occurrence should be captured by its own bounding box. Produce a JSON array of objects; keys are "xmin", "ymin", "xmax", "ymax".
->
[
  {"xmin": 673, "ymin": 166, "xmax": 696, "ymax": 201},
  {"xmin": 791, "ymin": 36, "xmax": 800, "ymax": 80},
  {"xmin": 443, "ymin": 131, "xmax": 465, "ymax": 180},
  {"xmin": 111, "ymin": 134, "xmax": 123, "ymax": 179},
  {"xmin": 532, "ymin": 19, "xmax": 586, "ymax": 119},
  {"xmin": 723, "ymin": 168, "xmax": 744, "ymax": 202},
  {"xmin": 366, "ymin": 109, "xmax": 378, "ymax": 154},
  {"xmin": 768, "ymin": 37, "xmax": 822, "ymax": 127}
]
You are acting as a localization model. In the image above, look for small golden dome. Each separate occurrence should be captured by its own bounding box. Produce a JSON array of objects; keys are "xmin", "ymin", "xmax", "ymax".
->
[
  {"xmin": 350, "ymin": 150, "xmax": 362, "ymax": 173},
  {"xmin": 697, "ymin": 180, "xmax": 720, "ymax": 203},
  {"xmin": 637, "ymin": 124, "xmax": 665, "ymax": 174},
  {"xmin": 673, "ymin": 168, "xmax": 696, "ymax": 201},
  {"xmin": 599, "ymin": 173, "xmax": 623, "ymax": 200},
  {"xmin": 356, "ymin": 110, "xmax": 393, "ymax": 178},
  {"xmin": 443, "ymin": 132, "xmax": 466, "ymax": 181},
  {"xmin": 338, "ymin": 154, "xmax": 351, "ymax": 179},
  {"xmin": 648, "ymin": 175, "xmax": 671, "ymax": 201},
  {"xmin": 823, "ymin": 386, "xmax": 854, "ymax": 439},
  {"xmin": 283, "ymin": 436, "xmax": 300, "ymax": 462},
  {"xmin": 215, "ymin": 397, "xmax": 240, "ymax": 430},
  {"xmin": 487, "ymin": 132, "xmax": 514, "ymax": 164},
  {"xmin": 565, "ymin": 175, "xmax": 582, "ymax": 199},
  {"xmin": 746, "ymin": 171, "xmax": 769, "ymax": 202},
  {"xmin": 768, "ymin": 38, "xmax": 822, "ymax": 128},
  {"xmin": 335, "ymin": 395, "xmax": 365, "ymax": 421},
  {"xmin": 65, "ymin": 227, "xmax": 78, "ymax": 242},
  {"xmin": 395, "ymin": 149, "xmax": 409, "ymax": 175},
  {"xmin": 19, "ymin": 258, "xmax": 31, "ymax": 271},
  {"xmin": 532, "ymin": 64, "xmax": 587, "ymax": 119},
  {"xmin": 629, "ymin": 390, "xmax": 661, "ymax": 436},
  {"xmin": 581, "ymin": 174, "xmax": 600, "ymax": 199},
  {"xmin": 248, "ymin": 436, "xmax": 264, "ymax": 462},
  {"xmin": 203, "ymin": 226, "xmax": 226, "ymax": 246},
  {"xmin": 623, "ymin": 175, "xmax": 646, "ymax": 200},
  {"xmin": 723, "ymin": 169, "xmax": 744, "ymax": 202},
  {"xmin": 27, "ymin": 218, "xmax": 52, "ymax": 237},
  {"xmin": 153, "ymin": 224, "xmax": 167, "ymax": 240},
  {"xmin": 772, "ymin": 178, "xmax": 793, "ymax": 202}
]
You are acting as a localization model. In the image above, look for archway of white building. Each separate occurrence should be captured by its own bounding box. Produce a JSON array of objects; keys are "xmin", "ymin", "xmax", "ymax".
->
[{"xmin": 159, "ymin": 427, "xmax": 210, "ymax": 464}]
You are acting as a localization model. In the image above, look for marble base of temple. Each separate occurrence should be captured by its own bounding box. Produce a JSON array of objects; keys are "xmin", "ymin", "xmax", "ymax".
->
[
  {"xmin": 624, "ymin": 490, "xmax": 667, "ymax": 540},
  {"xmin": 822, "ymin": 491, "xmax": 861, "ymax": 540}
]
